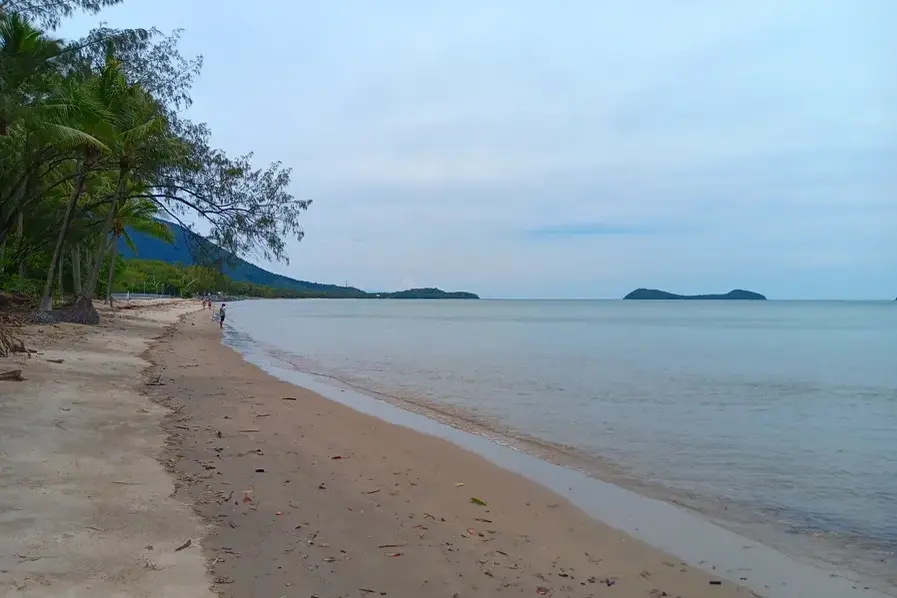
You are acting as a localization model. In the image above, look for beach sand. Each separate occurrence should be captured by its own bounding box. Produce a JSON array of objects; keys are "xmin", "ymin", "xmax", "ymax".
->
[
  {"xmin": 0, "ymin": 303, "xmax": 759, "ymax": 597},
  {"xmin": 0, "ymin": 300, "xmax": 213, "ymax": 598},
  {"xmin": 140, "ymin": 309, "xmax": 754, "ymax": 598}
]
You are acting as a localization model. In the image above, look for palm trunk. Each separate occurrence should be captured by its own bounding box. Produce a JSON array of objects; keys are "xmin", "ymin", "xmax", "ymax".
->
[
  {"xmin": 38, "ymin": 160, "xmax": 88, "ymax": 312},
  {"xmin": 71, "ymin": 245, "xmax": 82, "ymax": 296},
  {"xmin": 82, "ymin": 169, "xmax": 127, "ymax": 300},
  {"xmin": 105, "ymin": 239, "xmax": 119, "ymax": 304},
  {"xmin": 57, "ymin": 250, "xmax": 64, "ymax": 301},
  {"xmin": 16, "ymin": 211, "xmax": 24, "ymax": 277}
]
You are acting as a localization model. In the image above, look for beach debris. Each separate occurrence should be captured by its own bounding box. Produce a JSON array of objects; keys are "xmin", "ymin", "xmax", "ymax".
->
[
  {"xmin": 585, "ymin": 552, "xmax": 601, "ymax": 564},
  {"xmin": 255, "ymin": 412, "xmax": 271, "ymax": 418},
  {"xmin": 216, "ymin": 430, "xmax": 222, "ymax": 438},
  {"xmin": 536, "ymin": 587, "xmax": 551, "ymax": 595},
  {"xmin": 276, "ymin": 511, "xmax": 283, "ymax": 516},
  {"xmin": 0, "ymin": 369, "xmax": 24, "ymax": 381},
  {"xmin": 603, "ymin": 578, "xmax": 616, "ymax": 587},
  {"xmin": 470, "ymin": 497, "xmax": 487, "ymax": 506},
  {"xmin": 455, "ymin": 482, "xmax": 465, "ymax": 487},
  {"xmin": 281, "ymin": 396, "xmax": 297, "ymax": 400},
  {"xmin": 359, "ymin": 589, "xmax": 376, "ymax": 594},
  {"xmin": 46, "ymin": 358, "xmax": 64, "ymax": 363},
  {"xmin": 475, "ymin": 518, "xmax": 492, "ymax": 523},
  {"xmin": 709, "ymin": 580, "xmax": 722, "ymax": 585},
  {"xmin": 174, "ymin": 539, "xmax": 192, "ymax": 552},
  {"xmin": 145, "ymin": 374, "xmax": 164, "ymax": 386},
  {"xmin": 385, "ymin": 552, "xmax": 404, "ymax": 557},
  {"xmin": 364, "ymin": 488, "xmax": 381, "ymax": 494},
  {"xmin": 242, "ymin": 490, "xmax": 254, "ymax": 503},
  {"xmin": 255, "ymin": 468, "xmax": 266, "ymax": 473},
  {"xmin": 212, "ymin": 576, "xmax": 233, "ymax": 584},
  {"xmin": 331, "ymin": 455, "xmax": 344, "ymax": 460},
  {"xmin": 377, "ymin": 543, "xmax": 405, "ymax": 549},
  {"xmin": 238, "ymin": 428, "xmax": 260, "ymax": 433},
  {"xmin": 318, "ymin": 483, "xmax": 327, "ymax": 490}
]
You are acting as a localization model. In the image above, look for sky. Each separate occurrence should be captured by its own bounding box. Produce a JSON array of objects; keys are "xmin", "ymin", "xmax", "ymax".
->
[{"xmin": 62, "ymin": 0, "xmax": 896, "ymax": 299}]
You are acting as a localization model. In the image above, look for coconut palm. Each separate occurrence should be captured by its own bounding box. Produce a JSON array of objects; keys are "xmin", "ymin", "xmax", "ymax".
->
[
  {"xmin": 102, "ymin": 196, "xmax": 173, "ymax": 302},
  {"xmin": 80, "ymin": 80, "xmax": 170, "ymax": 304}
]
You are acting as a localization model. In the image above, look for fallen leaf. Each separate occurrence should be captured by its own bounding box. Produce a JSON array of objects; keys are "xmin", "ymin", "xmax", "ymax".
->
[
  {"xmin": 386, "ymin": 552, "xmax": 404, "ymax": 557},
  {"xmin": 470, "ymin": 497, "xmax": 487, "ymax": 506},
  {"xmin": 174, "ymin": 539, "xmax": 192, "ymax": 552},
  {"xmin": 454, "ymin": 482, "xmax": 465, "ymax": 487}
]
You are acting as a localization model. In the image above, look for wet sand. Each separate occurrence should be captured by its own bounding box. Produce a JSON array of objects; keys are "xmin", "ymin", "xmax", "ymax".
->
[{"xmin": 145, "ymin": 309, "xmax": 755, "ymax": 598}]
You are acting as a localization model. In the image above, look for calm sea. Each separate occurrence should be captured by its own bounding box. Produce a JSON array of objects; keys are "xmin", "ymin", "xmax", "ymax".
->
[{"xmin": 225, "ymin": 299, "xmax": 897, "ymax": 592}]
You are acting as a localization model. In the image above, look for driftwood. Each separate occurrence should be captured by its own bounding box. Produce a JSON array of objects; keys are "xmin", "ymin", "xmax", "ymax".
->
[{"xmin": 0, "ymin": 369, "xmax": 23, "ymax": 381}]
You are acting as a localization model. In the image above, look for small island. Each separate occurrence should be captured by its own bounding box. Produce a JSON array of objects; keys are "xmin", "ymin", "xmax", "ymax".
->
[
  {"xmin": 374, "ymin": 288, "xmax": 480, "ymax": 300},
  {"xmin": 624, "ymin": 288, "xmax": 767, "ymax": 301}
]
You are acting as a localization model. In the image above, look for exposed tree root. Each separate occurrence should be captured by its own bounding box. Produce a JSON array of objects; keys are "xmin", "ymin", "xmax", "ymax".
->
[{"xmin": 56, "ymin": 297, "xmax": 100, "ymax": 326}]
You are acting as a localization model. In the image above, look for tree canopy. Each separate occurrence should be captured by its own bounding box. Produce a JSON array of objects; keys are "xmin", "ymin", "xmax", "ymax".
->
[{"xmin": 0, "ymin": 1, "xmax": 310, "ymax": 323}]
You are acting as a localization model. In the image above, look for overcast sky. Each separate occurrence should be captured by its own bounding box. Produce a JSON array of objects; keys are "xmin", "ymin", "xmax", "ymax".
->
[{"xmin": 63, "ymin": 1, "xmax": 896, "ymax": 299}]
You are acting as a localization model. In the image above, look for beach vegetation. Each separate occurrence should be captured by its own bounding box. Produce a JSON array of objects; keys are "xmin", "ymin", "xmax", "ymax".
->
[{"xmin": 0, "ymin": 1, "xmax": 309, "ymax": 324}]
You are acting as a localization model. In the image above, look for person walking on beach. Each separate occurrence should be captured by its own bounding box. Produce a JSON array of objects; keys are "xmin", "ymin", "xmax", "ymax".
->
[{"xmin": 218, "ymin": 303, "xmax": 226, "ymax": 329}]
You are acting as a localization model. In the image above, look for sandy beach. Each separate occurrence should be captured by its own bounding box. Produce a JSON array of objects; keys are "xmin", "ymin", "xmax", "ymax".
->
[
  {"xmin": 0, "ymin": 300, "xmax": 213, "ymax": 597},
  {"xmin": 147, "ymin": 309, "xmax": 754, "ymax": 598},
  {"xmin": 1, "ymin": 303, "xmax": 754, "ymax": 598}
]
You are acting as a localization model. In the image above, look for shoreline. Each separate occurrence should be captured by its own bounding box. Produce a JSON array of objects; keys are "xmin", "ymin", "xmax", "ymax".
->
[
  {"xmin": 226, "ymin": 328, "xmax": 893, "ymax": 598},
  {"xmin": 2, "ymin": 304, "xmax": 887, "ymax": 597},
  {"xmin": 246, "ymin": 336, "xmax": 895, "ymax": 593},
  {"xmin": 148, "ymin": 310, "xmax": 760, "ymax": 597}
]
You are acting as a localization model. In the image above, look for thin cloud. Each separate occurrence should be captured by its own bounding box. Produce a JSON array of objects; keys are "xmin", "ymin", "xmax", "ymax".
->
[{"xmin": 525, "ymin": 223, "xmax": 662, "ymax": 238}]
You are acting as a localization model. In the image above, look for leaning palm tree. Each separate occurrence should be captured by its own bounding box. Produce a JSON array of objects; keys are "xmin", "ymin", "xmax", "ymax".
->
[
  {"xmin": 80, "ymin": 83, "xmax": 168, "ymax": 302},
  {"xmin": 33, "ymin": 72, "xmax": 110, "ymax": 315}
]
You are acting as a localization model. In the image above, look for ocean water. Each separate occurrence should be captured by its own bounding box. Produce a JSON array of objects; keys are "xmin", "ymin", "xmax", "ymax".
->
[{"xmin": 225, "ymin": 299, "xmax": 897, "ymax": 592}]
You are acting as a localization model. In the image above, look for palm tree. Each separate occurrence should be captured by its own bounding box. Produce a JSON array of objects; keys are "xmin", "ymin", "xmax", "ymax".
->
[
  {"xmin": 35, "ymin": 72, "xmax": 109, "ymax": 314},
  {"xmin": 102, "ymin": 197, "xmax": 173, "ymax": 302},
  {"xmin": 64, "ymin": 48, "xmax": 181, "ymax": 321}
]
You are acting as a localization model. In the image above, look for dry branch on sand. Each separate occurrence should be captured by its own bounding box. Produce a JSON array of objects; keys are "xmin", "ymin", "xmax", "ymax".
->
[
  {"xmin": 0, "ymin": 325, "xmax": 27, "ymax": 358},
  {"xmin": 0, "ymin": 369, "xmax": 24, "ymax": 381}
]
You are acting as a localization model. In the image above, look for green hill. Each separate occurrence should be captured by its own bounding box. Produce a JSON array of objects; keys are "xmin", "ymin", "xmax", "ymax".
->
[{"xmin": 118, "ymin": 220, "xmax": 478, "ymax": 299}]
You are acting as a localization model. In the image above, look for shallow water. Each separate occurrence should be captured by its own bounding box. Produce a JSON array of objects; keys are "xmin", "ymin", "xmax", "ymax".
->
[{"xmin": 225, "ymin": 299, "xmax": 897, "ymax": 593}]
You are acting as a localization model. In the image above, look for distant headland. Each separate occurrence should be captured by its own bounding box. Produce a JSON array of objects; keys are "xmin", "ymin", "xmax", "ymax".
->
[
  {"xmin": 623, "ymin": 288, "xmax": 767, "ymax": 301},
  {"xmin": 373, "ymin": 288, "xmax": 479, "ymax": 300}
]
